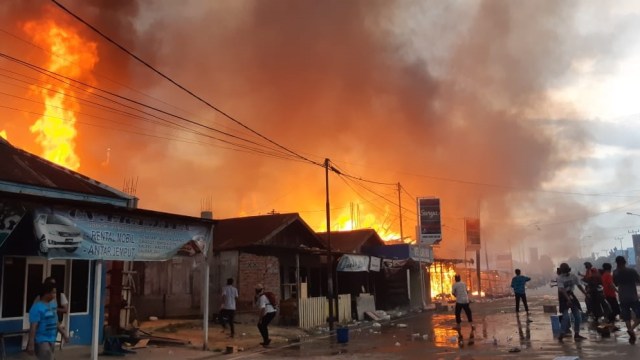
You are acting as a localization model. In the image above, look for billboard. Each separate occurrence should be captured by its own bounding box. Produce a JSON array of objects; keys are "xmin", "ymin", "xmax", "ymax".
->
[
  {"xmin": 417, "ymin": 197, "xmax": 441, "ymax": 245},
  {"xmin": 465, "ymin": 218, "xmax": 481, "ymax": 251}
]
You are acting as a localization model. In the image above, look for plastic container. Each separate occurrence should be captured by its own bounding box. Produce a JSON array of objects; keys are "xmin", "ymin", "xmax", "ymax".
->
[
  {"xmin": 336, "ymin": 327, "xmax": 349, "ymax": 343},
  {"xmin": 550, "ymin": 315, "xmax": 561, "ymax": 333}
]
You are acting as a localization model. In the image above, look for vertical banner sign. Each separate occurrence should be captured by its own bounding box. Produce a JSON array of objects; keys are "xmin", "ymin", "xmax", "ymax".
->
[
  {"xmin": 418, "ymin": 198, "xmax": 441, "ymax": 245},
  {"xmin": 465, "ymin": 218, "xmax": 481, "ymax": 251},
  {"xmin": 633, "ymin": 234, "xmax": 640, "ymax": 272}
]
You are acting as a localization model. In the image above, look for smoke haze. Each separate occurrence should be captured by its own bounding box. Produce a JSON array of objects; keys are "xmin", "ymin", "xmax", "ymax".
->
[{"xmin": 1, "ymin": 0, "xmax": 637, "ymax": 261}]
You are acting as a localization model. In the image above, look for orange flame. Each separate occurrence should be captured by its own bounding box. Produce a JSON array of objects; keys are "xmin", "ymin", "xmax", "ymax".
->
[
  {"xmin": 23, "ymin": 20, "xmax": 98, "ymax": 170},
  {"xmin": 429, "ymin": 262, "xmax": 457, "ymax": 301},
  {"xmin": 327, "ymin": 204, "xmax": 407, "ymax": 242},
  {"xmin": 0, "ymin": 130, "xmax": 6, "ymax": 140}
]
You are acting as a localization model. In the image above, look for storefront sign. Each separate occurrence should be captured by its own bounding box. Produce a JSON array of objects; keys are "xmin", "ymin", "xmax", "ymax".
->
[
  {"xmin": 31, "ymin": 206, "xmax": 212, "ymax": 261},
  {"xmin": 369, "ymin": 256, "xmax": 381, "ymax": 272},
  {"xmin": 409, "ymin": 245, "xmax": 433, "ymax": 263},
  {"xmin": 337, "ymin": 254, "xmax": 370, "ymax": 272}
]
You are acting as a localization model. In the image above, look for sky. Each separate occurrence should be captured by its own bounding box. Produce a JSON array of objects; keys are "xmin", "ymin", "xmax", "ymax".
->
[{"xmin": 1, "ymin": 0, "xmax": 640, "ymax": 264}]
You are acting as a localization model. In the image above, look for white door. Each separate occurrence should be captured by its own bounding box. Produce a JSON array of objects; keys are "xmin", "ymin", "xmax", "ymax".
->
[{"xmin": 21, "ymin": 259, "xmax": 67, "ymax": 347}]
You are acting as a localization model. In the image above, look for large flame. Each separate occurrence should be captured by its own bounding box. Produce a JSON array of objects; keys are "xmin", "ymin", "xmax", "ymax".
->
[
  {"xmin": 23, "ymin": 20, "xmax": 98, "ymax": 170},
  {"xmin": 0, "ymin": 130, "xmax": 6, "ymax": 140},
  {"xmin": 325, "ymin": 203, "xmax": 406, "ymax": 242}
]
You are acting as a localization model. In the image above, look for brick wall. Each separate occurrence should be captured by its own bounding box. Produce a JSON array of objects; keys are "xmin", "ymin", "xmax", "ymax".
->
[{"xmin": 237, "ymin": 252, "xmax": 280, "ymax": 311}]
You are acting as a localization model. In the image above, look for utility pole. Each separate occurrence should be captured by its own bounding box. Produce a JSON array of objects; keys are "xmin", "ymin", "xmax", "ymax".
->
[
  {"xmin": 397, "ymin": 183, "xmax": 404, "ymax": 241},
  {"xmin": 325, "ymin": 158, "xmax": 335, "ymax": 330}
]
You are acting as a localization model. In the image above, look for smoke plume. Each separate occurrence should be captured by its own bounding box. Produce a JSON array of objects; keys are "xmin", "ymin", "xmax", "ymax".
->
[{"xmin": 0, "ymin": 0, "xmax": 633, "ymax": 262}]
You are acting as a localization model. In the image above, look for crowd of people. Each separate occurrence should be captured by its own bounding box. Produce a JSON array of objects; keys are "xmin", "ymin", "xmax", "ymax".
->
[
  {"xmin": 553, "ymin": 255, "xmax": 640, "ymax": 343},
  {"xmin": 450, "ymin": 255, "xmax": 640, "ymax": 345}
]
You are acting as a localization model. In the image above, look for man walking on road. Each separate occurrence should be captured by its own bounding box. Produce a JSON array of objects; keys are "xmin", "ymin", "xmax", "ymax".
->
[
  {"xmin": 452, "ymin": 274, "xmax": 474, "ymax": 329},
  {"xmin": 613, "ymin": 256, "xmax": 640, "ymax": 344},
  {"xmin": 511, "ymin": 269, "xmax": 531, "ymax": 316},
  {"xmin": 220, "ymin": 278, "xmax": 238, "ymax": 337},
  {"xmin": 255, "ymin": 284, "xmax": 277, "ymax": 347},
  {"xmin": 27, "ymin": 282, "xmax": 69, "ymax": 359}
]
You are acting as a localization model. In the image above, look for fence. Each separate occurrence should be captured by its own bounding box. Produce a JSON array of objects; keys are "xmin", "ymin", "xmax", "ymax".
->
[{"xmin": 298, "ymin": 294, "xmax": 352, "ymax": 329}]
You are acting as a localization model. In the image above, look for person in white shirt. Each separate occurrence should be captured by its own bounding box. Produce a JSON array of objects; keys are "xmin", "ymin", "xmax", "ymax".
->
[
  {"xmin": 452, "ymin": 274, "xmax": 474, "ymax": 329},
  {"xmin": 255, "ymin": 284, "xmax": 277, "ymax": 346},
  {"xmin": 220, "ymin": 278, "xmax": 238, "ymax": 337}
]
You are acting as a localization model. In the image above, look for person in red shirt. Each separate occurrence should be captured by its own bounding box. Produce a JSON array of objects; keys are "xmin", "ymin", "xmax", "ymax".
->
[{"xmin": 601, "ymin": 262, "xmax": 620, "ymax": 325}]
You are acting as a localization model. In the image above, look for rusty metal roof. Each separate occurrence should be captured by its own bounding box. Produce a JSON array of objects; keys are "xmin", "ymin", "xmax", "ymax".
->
[
  {"xmin": 318, "ymin": 228, "xmax": 385, "ymax": 254},
  {"xmin": 0, "ymin": 138, "xmax": 135, "ymax": 204},
  {"xmin": 212, "ymin": 213, "xmax": 326, "ymax": 251}
]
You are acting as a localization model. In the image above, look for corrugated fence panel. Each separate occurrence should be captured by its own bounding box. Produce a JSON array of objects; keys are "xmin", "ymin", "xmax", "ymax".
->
[
  {"xmin": 338, "ymin": 294, "xmax": 352, "ymax": 323},
  {"xmin": 298, "ymin": 294, "xmax": 353, "ymax": 328},
  {"xmin": 299, "ymin": 296, "xmax": 327, "ymax": 329}
]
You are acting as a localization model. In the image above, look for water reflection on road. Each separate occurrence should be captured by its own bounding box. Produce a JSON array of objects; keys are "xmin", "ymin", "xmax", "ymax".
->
[{"xmin": 249, "ymin": 289, "xmax": 640, "ymax": 359}]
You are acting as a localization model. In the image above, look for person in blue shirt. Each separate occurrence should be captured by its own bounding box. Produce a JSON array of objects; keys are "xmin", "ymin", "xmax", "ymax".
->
[
  {"xmin": 511, "ymin": 269, "xmax": 532, "ymax": 316},
  {"xmin": 27, "ymin": 282, "xmax": 68, "ymax": 359}
]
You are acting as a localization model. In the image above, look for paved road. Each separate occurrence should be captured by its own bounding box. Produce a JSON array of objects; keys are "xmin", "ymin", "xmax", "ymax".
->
[
  {"xmin": 235, "ymin": 288, "xmax": 640, "ymax": 360},
  {"xmin": 10, "ymin": 288, "xmax": 640, "ymax": 359}
]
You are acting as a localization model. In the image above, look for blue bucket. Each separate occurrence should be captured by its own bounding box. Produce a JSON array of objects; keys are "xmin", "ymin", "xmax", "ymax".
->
[
  {"xmin": 336, "ymin": 327, "xmax": 349, "ymax": 343},
  {"xmin": 550, "ymin": 315, "xmax": 561, "ymax": 334}
]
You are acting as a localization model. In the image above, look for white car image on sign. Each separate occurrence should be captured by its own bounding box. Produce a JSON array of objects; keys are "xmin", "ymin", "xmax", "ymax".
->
[{"xmin": 34, "ymin": 213, "xmax": 83, "ymax": 254}]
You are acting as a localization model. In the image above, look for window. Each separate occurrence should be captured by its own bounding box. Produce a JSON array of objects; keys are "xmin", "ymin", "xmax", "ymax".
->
[
  {"xmin": 1, "ymin": 257, "xmax": 26, "ymax": 318},
  {"xmin": 70, "ymin": 260, "xmax": 89, "ymax": 313}
]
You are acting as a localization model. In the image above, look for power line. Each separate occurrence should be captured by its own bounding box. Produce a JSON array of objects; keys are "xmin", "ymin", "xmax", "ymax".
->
[
  {"xmin": 50, "ymin": 0, "xmax": 322, "ymax": 168},
  {"xmin": 0, "ymin": 26, "xmax": 264, "ymax": 142},
  {"xmin": 337, "ymin": 173, "xmax": 418, "ymax": 222},
  {"xmin": 0, "ymin": 103, "xmax": 310, "ymax": 163},
  {"xmin": 0, "ymin": 51, "xmax": 310, "ymax": 162}
]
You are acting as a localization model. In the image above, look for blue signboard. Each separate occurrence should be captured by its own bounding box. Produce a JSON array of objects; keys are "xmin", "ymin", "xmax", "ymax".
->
[{"xmin": 32, "ymin": 207, "xmax": 212, "ymax": 261}]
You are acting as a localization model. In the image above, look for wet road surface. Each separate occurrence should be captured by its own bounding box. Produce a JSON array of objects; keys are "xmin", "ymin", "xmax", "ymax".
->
[{"xmin": 231, "ymin": 288, "xmax": 640, "ymax": 359}]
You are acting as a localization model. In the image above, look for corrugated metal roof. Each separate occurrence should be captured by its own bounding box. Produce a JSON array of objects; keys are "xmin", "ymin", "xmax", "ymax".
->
[
  {"xmin": 0, "ymin": 138, "xmax": 135, "ymax": 203},
  {"xmin": 318, "ymin": 228, "xmax": 385, "ymax": 254},
  {"xmin": 212, "ymin": 213, "xmax": 326, "ymax": 251}
]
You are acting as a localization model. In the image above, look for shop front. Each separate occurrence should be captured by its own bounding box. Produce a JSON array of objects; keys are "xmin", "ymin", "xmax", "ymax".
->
[{"xmin": 0, "ymin": 194, "xmax": 214, "ymax": 358}]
